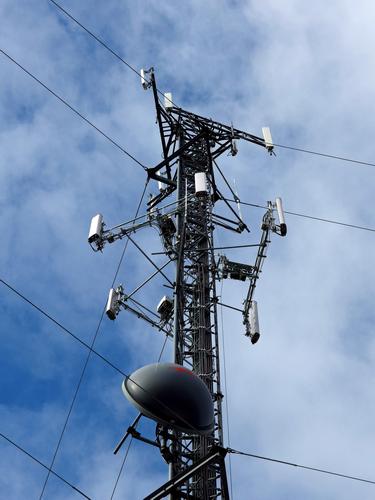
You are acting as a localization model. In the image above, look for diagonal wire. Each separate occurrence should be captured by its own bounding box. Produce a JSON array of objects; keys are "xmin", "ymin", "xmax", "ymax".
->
[
  {"xmin": 3, "ymin": 272, "xmax": 375, "ymax": 491},
  {"xmin": 124, "ymin": 233, "xmax": 174, "ymax": 286},
  {"xmin": 48, "ymin": 0, "xmax": 176, "ymax": 106},
  {"xmin": 49, "ymin": 0, "xmax": 139, "ymax": 78},
  {"xmin": 1, "ymin": 270, "xmax": 212, "ymax": 496},
  {"xmin": 48, "ymin": 0, "xmax": 375, "ymax": 170},
  {"xmin": 0, "ymin": 277, "xmax": 126, "ymax": 376},
  {"xmin": 219, "ymin": 279, "xmax": 234, "ymax": 499},
  {"xmin": 224, "ymin": 198, "xmax": 375, "ymax": 234},
  {"xmin": 157, "ymin": 334, "xmax": 169, "ymax": 362},
  {"xmin": 110, "ymin": 180, "xmax": 149, "ymax": 285},
  {"xmin": 228, "ymin": 447, "xmax": 375, "ymax": 486},
  {"xmin": 38, "ymin": 180, "xmax": 149, "ymax": 499},
  {"xmin": 1, "ymin": 279, "xmax": 205, "ymax": 440},
  {"xmin": 283, "ymin": 209, "xmax": 375, "ymax": 232},
  {"xmin": 0, "ymin": 277, "xmax": 187, "ymax": 429},
  {"xmin": 0, "ymin": 432, "xmax": 91, "ymax": 499},
  {"xmin": 0, "ymin": 48, "xmax": 146, "ymax": 170},
  {"xmin": 109, "ymin": 317, "xmax": 170, "ymax": 499},
  {"xmin": 38, "ymin": 317, "xmax": 106, "ymax": 499},
  {"xmin": 4, "ymin": 1, "xmax": 375, "ymax": 177},
  {"xmin": 126, "ymin": 260, "xmax": 173, "ymax": 301},
  {"xmin": 3, "ymin": 4, "xmax": 375, "ymax": 180},
  {"xmin": 110, "ymin": 437, "xmax": 134, "ymax": 500},
  {"xmin": 273, "ymin": 142, "xmax": 375, "ymax": 168}
]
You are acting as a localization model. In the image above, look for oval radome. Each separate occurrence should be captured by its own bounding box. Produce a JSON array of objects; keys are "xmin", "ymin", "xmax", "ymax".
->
[{"xmin": 122, "ymin": 362, "xmax": 214, "ymax": 435}]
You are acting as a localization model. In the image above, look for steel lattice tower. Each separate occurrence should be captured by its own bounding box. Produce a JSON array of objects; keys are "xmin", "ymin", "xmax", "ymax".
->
[
  {"xmin": 90, "ymin": 69, "xmax": 285, "ymax": 499},
  {"xmin": 168, "ymin": 132, "xmax": 224, "ymax": 498},
  {"xmin": 145, "ymin": 70, "xmax": 274, "ymax": 499}
]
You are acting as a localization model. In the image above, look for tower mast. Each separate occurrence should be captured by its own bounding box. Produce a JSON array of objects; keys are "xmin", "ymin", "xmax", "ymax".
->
[
  {"xmin": 145, "ymin": 70, "xmax": 268, "ymax": 499},
  {"xmin": 89, "ymin": 68, "xmax": 286, "ymax": 499},
  {"xmin": 167, "ymin": 130, "xmax": 224, "ymax": 498}
]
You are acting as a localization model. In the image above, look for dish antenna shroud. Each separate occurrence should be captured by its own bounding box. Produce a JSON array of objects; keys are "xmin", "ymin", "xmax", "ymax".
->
[{"xmin": 123, "ymin": 363, "xmax": 214, "ymax": 435}]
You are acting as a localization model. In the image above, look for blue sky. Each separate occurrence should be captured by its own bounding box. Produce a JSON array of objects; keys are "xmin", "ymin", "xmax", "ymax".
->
[{"xmin": 1, "ymin": 0, "xmax": 375, "ymax": 498}]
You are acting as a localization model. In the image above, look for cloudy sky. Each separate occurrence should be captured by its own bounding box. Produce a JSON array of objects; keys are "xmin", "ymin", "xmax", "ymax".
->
[{"xmin": 1, "ymin": 0, "xmax": 375, "ymax": 498}]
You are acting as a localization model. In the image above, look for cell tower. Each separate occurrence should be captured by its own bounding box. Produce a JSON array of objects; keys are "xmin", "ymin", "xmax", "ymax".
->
[{"xmin": 88, "ymin": 69, "xmax": 286, "ymax": 499}]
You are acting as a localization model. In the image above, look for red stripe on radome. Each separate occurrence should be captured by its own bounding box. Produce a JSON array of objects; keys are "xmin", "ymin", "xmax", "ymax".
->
[{"xmin": 174, "ymin": 366, "xmax": 193, "ymax": 374}]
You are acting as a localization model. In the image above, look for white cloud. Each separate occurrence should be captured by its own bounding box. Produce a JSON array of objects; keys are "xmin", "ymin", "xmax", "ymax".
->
[{"xmin": 1, "ymin": 0, "xmax": 375, "ymax": 498}]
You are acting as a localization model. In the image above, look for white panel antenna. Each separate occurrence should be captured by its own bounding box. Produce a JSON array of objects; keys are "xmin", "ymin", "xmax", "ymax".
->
[
  {"xmin": 275, "ymin": 197, "xmax": 287, "ymax": 236},
  {"xmin": 157, "ymin": 295, "xmax": 173, "ymax": 321},
  {"xmin": 230, "ymin": 123, "xmax": 238, "ymax": 156},
  {"xmin": 88, "ymin": 214, "xmax": 103, "ymax": 244},
  {"xmin": 233, "ymin": 178, "xmax": 243, "ymax": 222},
  {"xmin": 249, "ymin": 301, "xmax": 260, "ymax": 344},
  {"xmin": 106, "ymin": 288, "xmax": 120, "ymax": 320},
  {"xmin": 140, "ymin": 68, "xmax": 148, "ymax": 90},
  {"xmin": 262, "ymin": 127, "xmax": 274, "ymax": 154},
  {"xmin": 158, "ymin": 169, "xmax": 166, "ymax": 191},
  {"xmin": 194, "ymin": 172, "xmax": 208, "ymax": 197},
  {"xmin": 164, "ymin": 92, "xmax": 173, "ymax": 110}
]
